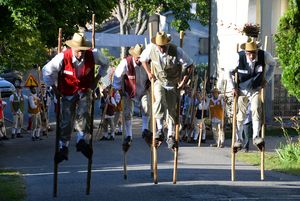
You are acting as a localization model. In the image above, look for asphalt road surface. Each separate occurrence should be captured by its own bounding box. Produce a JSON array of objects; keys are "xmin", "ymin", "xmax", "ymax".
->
[{"xmin": 1, "ymin": 118, "xmax": 300, "ymax": 201}]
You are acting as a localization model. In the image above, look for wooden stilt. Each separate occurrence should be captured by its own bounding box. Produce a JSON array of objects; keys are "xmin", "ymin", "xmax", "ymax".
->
[
  {"xmin": 173, "ymin": 31, "xmax": 184, "ymax": 184},
  {"xmin": 53, "ymin": 27, "xmax": 62, "ymax": 197},
  {"xmin": 198, "ymin": 70, "xmax": 207, "ymax": 147}
]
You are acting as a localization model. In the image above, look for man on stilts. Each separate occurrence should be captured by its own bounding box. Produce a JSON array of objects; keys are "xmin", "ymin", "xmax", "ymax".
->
[
  {"xmin": 112, "ymin": 44, "xmax": 150, "ymax": 151},
  {"xmin": 42, "ymin": 32, "xmax": 109, "ymax": 163},
  {"xmin": 140, "ymin": 31, "xmax": 194, "ymax": 150},
  {"xmin": 228, "ymin": 40, "xmax": 276, "ymax": 151}
]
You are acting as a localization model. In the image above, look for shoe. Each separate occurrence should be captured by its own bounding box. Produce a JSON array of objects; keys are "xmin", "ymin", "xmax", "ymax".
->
[
  {"xmin": 31, "ymin": 136, "xmax": 35, "ymax": 141},
  {"xmin": 108, "ymin": 136, "xmax": 115, "ymax": 141},
  {"xmin": 16, "ymin": 133, "xmax": 23, "ymax": 138},
  {"xmin": 115, "ymin": 131, "xmax": 122, "ymax": 136},
  {"xmin": 166, "ymin": 136, "xmax": 177, "ymax": 150},
  {"xmin": 48, "ymin": 127, "xmax": 53, "ymax": 131},
  {"xmin": 42, "ymin": 131, "xmax": 47, "ymax": 136},
  {"xmin": 11, "ymin": 134, "xmax": 15, "ymax": 139},
  {"xmin": 122, "ymin": 136, "xmax": 132, "ymax": 152},
  {"xmin": 1, "ymin": 136, "xmax": 9, "ymax": 140},
  {"xmin": 201, "ymin": 139, "xmax": 206, "ymax": 143},
  {"xmin": 76, "ymin": 139, "xmax": 93, "ymax": 159},
  {"xmin": 210, "ymin": 143, "xmax": 217, "ymax": 147},
  {"xmin": 253, "ymin": 137, "xmax": 264, "ymax": 151},
  {"xmin": 244, "ymin": 148, "xmax": 249, "ymax": 153},
  {"xmin": 142, "ymin": 129, "xmax": 153, "ymax": 146},
  {"xmin": 181, "ymin": 135, "xmax": 188, "ymax": 142},
  {"xmin": 35, "ymin": 136, "xmax": 42, "ymax": 141},
  {"xmin": 253, "ymin": 137, "xmax": 264, "ymax": 146},
  {"xmin": 99, "ymin": 136, "xmax": 109, "ymax": 141},
  {"xmin": 54, "ymin": 146, "xmax": 69, "ymax": 164},
  {"xmin": 219, "ymin": 143, "xmax": 225, "ymax": 148},
  {"xmin": 155, "ymin": 129, "xmax": 165, "ymax": 147},
  {"xmin": 233, "ymin": 139, "xmax": 243, "ymax": 149}
]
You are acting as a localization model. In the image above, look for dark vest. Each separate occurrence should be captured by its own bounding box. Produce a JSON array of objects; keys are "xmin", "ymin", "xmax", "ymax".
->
[
  {"xmin": 237, "ymin": 50, "xmax": 265, "ymax": 90},
  {"xmin": 124, "ymin": 56, "xmax": 136, "ymax": 98}
]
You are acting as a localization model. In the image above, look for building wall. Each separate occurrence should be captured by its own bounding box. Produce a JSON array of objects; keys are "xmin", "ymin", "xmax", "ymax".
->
[{"xmin": 211, "ymin": 0, "xmax": 299, "ymax": 123}]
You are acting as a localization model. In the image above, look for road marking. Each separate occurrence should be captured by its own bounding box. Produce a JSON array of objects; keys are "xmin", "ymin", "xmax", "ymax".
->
[{"xmin": 23, "ymin": 171, "xmax": 70, "ymax": 176}]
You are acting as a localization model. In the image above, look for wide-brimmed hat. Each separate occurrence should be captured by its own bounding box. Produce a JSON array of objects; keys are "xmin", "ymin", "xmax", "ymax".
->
[
  {"xmin": 129, "ymin": 44, "xmax": 144, "ymax": 57},
  {"xmin": 65, "ymin": 33, "xmax": 91, "ymax": 50},
  {"xmin": 240, "ymin": 38, "xmax": 261, "ymax": 51},
  {"xmin": 151, "ymin": 31, "xmax": 171, "ymax": 46}
]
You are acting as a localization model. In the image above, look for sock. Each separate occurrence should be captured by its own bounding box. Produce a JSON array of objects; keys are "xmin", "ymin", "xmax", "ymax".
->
[
  {"xmin": 59, "ymin": 140, "xmax": 69, "ymax": 149},
  {"xmin": 252, "ymin": 120, "xmax": 261, "ymax": 139},
  {"xmin": 142, "ymin": 115, "xmax": 149, "ymax": 131},
  {"xmin": 125, "ymin": 120, "xmax": 132, "ymax": 137},
  {"xmin": 156, "ymin": 119, "xmax": 163, "ymax": 130},
  {"xmin": 76, "ymin": 131, "xmax": 84, "ymax": 143}
]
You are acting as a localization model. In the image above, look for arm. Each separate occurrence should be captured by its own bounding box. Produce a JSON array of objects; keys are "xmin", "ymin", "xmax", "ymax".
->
[
  {"xmin": 264, "ymin": 51, "xmax": 276, "ymax": 84},
  {"xmin": 140, "ymin": 44, "xmax": 153, "ymax": 80},
  {"xmin": 42, "ymin": 53, "xmax": 64, "ymax": 87},
  {"xmin": 176, "ymin": 47, "xmax": 194, "ymax": 89},
  {"xmin": 28, "ymin": 96, "xmax": 37, "ymax": 109},
  {"xmin": 112, "ymin": 59, "xmax": 127, "ymax": 91},
  {"xmin": 93, "ymin": 48, "xmax": 109, "ymax": 84}
]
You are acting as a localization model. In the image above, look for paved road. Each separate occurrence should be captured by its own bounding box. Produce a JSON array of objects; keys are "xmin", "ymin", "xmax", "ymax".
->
[{"xmin": 1, "ymin": 118, "xmax": 300, "ymax": 201}]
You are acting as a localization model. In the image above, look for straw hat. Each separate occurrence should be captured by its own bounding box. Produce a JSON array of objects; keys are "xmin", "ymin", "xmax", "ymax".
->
[
  {"xmin": 129, "ymin": 44, "xmax": 144, "ymax": 57},
  {"xmin": 240, "ymin": 38, "xmax": 261, "ymax": 51},
  {"xmin": 65, "ymin": 33, "xmax": 91, "ymax": 50},
  {"xmin": 151, "ymin": 31, "xmax": 171, "ymax": 46}
]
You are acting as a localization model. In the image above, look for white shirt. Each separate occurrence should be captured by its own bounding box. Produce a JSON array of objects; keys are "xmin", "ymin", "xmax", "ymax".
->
[
  {"xmin": 42, "ymin": 48, "xmax": 109, "ymax": 87},
  {"xmin": 28, "ymin": 93, "xmax": 40, "ymax": 110},
  {"xmin": 140, "ymin": 43, "xmax": 193, "ymax": 89},
  {"xmin": 227, "ymin": 50, "xmax": 276, "ymax": 95},
  {"xmin": 113, "ymin": 57, "xmax": 148, "ymax": 100}
]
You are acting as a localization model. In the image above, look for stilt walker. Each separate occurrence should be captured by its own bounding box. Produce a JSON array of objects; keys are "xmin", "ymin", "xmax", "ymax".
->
[
  {"xmin": 218, "ymin": 80, "xmax": 227, "ymax": 147},
  {"xmin": 173, "ymin": 30, "xmax": 184, "ymax": 184},
  {"xmin": 53, "ymin": 27, "xmax": 62, "ymax": 197},
  {"xmin": 86, "ymin": 14, "xmax": 96, "ymax": 195},
  {"xmin": 198, "ymin": 70, "xmax": 207, "ymax": 147}
]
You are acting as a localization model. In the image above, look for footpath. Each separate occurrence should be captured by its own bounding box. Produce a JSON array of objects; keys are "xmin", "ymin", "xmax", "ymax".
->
[{"xmin": 0, "ymin": 118, "xmax": 300, "ymax": 201}]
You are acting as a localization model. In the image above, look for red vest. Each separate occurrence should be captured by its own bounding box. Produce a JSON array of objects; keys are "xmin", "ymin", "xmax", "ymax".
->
[
  {"xmin": 0, "ymin": 99, "xmax": 3, "ymax": 120},
  {"xmin": 58, "ymin": 49, "xmax": 95, "ymax": 96},
  {"xmin": 124, "ymin": 56, "xmax": 136, "ymax": 98}
]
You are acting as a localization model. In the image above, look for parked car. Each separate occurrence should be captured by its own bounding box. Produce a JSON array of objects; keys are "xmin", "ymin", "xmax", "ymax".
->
[
  {"xmin": 0, "ymin": 69, "xmax": 23, "ymax": 86},
  {"xmin": 0, "ymin": 77, "xmax": 15, "ymax": 97}
]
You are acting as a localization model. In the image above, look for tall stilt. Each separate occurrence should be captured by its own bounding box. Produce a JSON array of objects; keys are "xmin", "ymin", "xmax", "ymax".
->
[
  {"xmin": 149, "ymin": 23, "xmax": 158, "ymax": 184},
  {"xmin": 198, "ymin": 71, "xmax": 207, "ymax": 147},
  {"xmin": 86, "ymin": 14, "xmax": 96, "ymax": 195},
  {"xmin": 53, "ymin": 27, "xmax": 62, "ymax": 197}
]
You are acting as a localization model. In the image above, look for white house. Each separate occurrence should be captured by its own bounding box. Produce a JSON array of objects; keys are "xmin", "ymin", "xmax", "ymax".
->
[{"xmin": 210, "ymin": 0, "xmax": 299, "ymax": 122}]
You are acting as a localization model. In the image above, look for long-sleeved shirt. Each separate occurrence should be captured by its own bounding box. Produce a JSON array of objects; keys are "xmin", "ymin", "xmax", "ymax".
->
[
  {"xmin": 140, "ymin": 43, "xmax": 193, "ymax": 89},
  {"xmin": 112, "ymin": 57, "xmax": 148, "ymax": 100},
  {"xmin": 227, "ymin": 50, "xmax": 276, "ymax": 95},
  {"xmin": 43, "ymin": 48, "xmax": 109, "ymax": 88}
]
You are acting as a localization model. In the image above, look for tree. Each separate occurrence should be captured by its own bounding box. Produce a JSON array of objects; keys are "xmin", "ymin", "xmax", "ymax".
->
[
  {"xmin": 112, "ymin": 0, "xmax": 209, "ymax": 57},
  {"xmin": 275, "ymin": 0, "xmax": 300, "ymax": 100},
  {"xmin": 0, "ymin": 0, "xmax": 117, "ymax": 70}
]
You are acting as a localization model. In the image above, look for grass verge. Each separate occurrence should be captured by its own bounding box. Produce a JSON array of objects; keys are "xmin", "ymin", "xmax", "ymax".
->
[
  {"xmin": 0, "ymin": 170, "xmax": 26, "ymax": 201},
  {"xmin": 237, "ymin": 151, "xmax": 300, "ymax": 176}
]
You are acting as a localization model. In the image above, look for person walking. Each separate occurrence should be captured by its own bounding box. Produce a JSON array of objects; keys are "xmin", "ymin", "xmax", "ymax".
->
[
  {"xmin": 228, "ymin": 40, "xmax": 276, "ymax": 150},
  {"xmin": 140, "ymin": 32, "xmax": 194, "ymax": 150},
  {"xmin": 9, "ymin": 84, "xmax": 26, "ymax": 139},
  {"xmin": 42, "ymin": 32, "xmax": 109, "ymax": 163},
  {"xmin": 112, "ymin": 44, "xmax": 150, "ymax": 151},
  {"xmin": 28, "ymin": 86, "xmax": 42, "ymax": 141}
]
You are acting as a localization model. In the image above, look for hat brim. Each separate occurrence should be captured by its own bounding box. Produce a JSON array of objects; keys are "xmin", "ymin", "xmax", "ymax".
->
[
  {"xmin": 240, "ymin": 42, "xmax": 261, "ymax": 51},
  {"xmin": 128, "ymin": 48, "xmax": 140, "ymax": 57},
  {"xmin": 151, "ymin": 36, "xmax": 171, "ymax": 46},
  {"xmin": 65, "ymin": 40, "xmax": 91, "ymax": 50}
]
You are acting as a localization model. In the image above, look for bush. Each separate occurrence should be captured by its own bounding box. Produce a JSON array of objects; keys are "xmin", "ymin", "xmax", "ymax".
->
[{"xmin": 275, "ymin": 1, "xmax": 300, "ymax": 101}]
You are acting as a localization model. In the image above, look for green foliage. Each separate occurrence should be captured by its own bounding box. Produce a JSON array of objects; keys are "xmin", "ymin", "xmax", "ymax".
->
[
  {"xmin": 275, "ymin": 116, "xmax": 300, "ymax": 165},
  {"xmin": 275, "ymin": 0, "xmax": 300, "ymax": 100},
  {"xmin": 0, "ymin": 170, "xmax": 26, "ymax": 201},
  {"xmin": 0, "ymin": 0, "xmax": 118, "ymax": 70}
]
